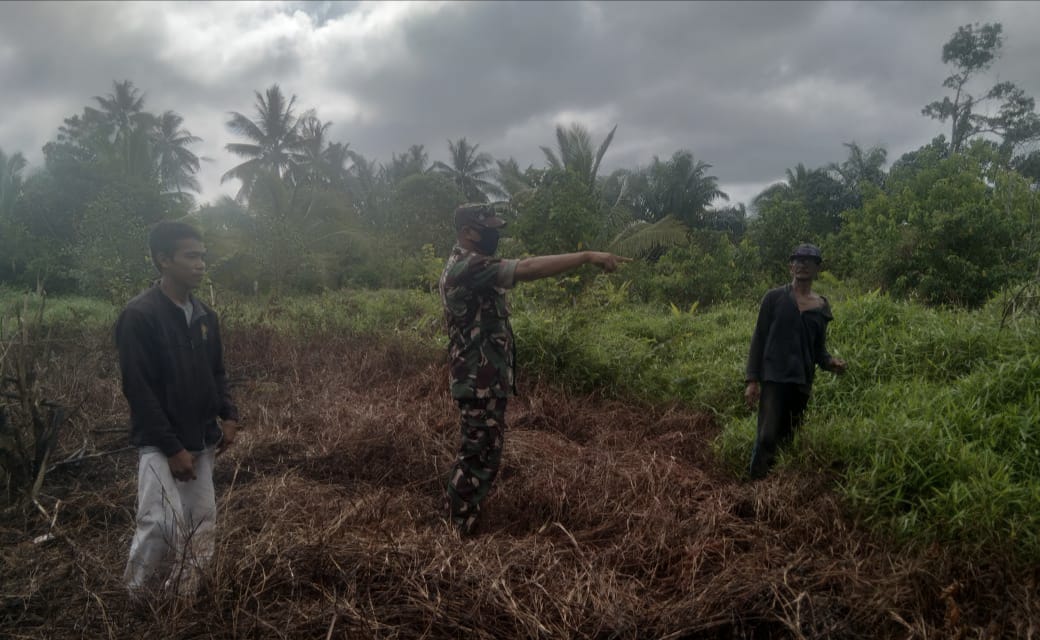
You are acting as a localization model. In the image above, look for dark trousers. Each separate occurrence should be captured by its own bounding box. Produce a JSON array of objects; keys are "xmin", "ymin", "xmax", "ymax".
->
[
  {"xmin": 749, "ymin": 382, "xmax": 810, "ymax": 479},
  {"xmin": 446, "ymin": 397, "xmax": 506, "ymax": 535}
]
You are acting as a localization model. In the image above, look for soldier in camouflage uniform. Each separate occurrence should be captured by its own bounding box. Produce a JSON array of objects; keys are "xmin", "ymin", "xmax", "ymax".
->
[{"xmin": 440, "ymin": 203, "xmax": 629, "ymax": 535}]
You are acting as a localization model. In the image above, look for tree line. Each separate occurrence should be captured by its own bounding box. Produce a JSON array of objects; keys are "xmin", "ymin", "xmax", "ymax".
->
[{"xmin": 0, "ymin": 22, "xmax": 1037, "ymax": 307}]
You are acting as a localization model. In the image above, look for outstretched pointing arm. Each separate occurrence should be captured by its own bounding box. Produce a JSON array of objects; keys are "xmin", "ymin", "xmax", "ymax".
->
[{"xmin": 514, "ymin": 251, "xmax": 631, "ymax": 282}]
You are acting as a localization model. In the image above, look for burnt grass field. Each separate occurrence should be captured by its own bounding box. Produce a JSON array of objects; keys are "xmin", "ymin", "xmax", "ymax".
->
[{"xmin": 2, "ymin": 327, "xmax": 1038, "ymax": 639}]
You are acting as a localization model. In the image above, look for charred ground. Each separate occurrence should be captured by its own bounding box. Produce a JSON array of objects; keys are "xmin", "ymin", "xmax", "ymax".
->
[{"xmin": 2, "ymin": 329, "xmax": 1036, "ymax": 639}]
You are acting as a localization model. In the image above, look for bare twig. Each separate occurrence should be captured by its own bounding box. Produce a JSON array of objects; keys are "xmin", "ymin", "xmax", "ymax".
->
[{"xmin": 47, "ymin": 446, "xmax": 135, "ymax": 472}]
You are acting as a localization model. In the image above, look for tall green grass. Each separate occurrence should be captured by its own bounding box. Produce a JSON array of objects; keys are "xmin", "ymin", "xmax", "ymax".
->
[
  {"xmin": 512, "ymin": 300, "xmax": 751, "ymax": 413},
  {"xmin": 0, "ymin": 287, "xmax": 444, "ymax": 343},
  {"xmin": 779, "ymin": 293, "xmax": 1040, "ymax": 560},
  {"xmin": 216, "ymin": 288, "xmax": 443, "ymax": 342},
  {"xmin": 515, "ymin": 282, "xmax": 1040, "ymax": 561},
  {"xmin": 0, "ymin": 288, "xmax": 118, "ymax": 332}
]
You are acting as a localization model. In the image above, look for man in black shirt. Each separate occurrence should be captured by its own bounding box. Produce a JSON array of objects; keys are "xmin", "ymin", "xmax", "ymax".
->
[
  {"xmin": 116, "ymin": 221, "xmax": 239, "ymax": 597},
  {"xmin": 744, "ymin": 243, "xmax": 847, "ymax": 479}
]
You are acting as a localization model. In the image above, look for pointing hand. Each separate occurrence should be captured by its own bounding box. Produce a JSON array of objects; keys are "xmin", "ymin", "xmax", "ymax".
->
[{"xmin": 588, "ymin": 252, "xmax": 633, "ymax": 273}]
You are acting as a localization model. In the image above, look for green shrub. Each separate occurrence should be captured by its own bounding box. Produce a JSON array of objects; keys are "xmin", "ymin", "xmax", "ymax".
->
[
  {"xmin": 839, "ymin": 141, "xmax": 1039, "ymax": 307},
  {"xmin": 623, "ymin": 232, "xmax": 766, "ymax": 308}
]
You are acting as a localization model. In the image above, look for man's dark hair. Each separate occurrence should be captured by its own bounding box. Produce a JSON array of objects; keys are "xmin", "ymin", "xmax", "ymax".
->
[{"xmin": 149, "ymin": 221, "xmax": 202, "ymax": 272}]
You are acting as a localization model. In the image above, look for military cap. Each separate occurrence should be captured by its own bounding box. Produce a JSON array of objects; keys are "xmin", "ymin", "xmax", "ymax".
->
[{"xmin": 454, "ymin": 203, "xmax": 507, "ymax": 231}]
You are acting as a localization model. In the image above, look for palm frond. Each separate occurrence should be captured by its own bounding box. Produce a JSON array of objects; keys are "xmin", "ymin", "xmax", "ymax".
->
[
  {"xmin": 221, "ymin": 158, "xmax": 262, "ymax": 184},
  {"xmin": 226, "ymin": 112, "xmax": 267, "ymax": 142},
  {"xmin": 540, "ymin": 146, "xmax": 561, "ymax": 170},
  {"xmin": 225, "ymin": 142, "xmax": 264, "ymax": 158},
  {"xmin": 591, "ymin": 124, "xmax": 618, "ymax": 186},
  {"xmin": 607, "ymin": 215, "xmax": 691, "ymax": 257}
]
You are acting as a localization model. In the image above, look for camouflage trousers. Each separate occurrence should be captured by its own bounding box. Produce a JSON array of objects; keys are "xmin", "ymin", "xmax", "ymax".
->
[{"xmin": 446, "ymin": 397, "xmax": 506, "ymax": 535}]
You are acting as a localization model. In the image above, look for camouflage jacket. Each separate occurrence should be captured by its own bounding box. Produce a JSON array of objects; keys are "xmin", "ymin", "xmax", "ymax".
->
[{"xmin": 439, "ymin": 244, "xmax": 520, "ymax": 399}]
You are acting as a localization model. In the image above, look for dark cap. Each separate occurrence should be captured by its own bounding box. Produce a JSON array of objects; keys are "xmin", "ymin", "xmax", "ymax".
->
[
  {"xmin": 454, "ymin": 203, "xmax": 507, "ymax": 231},
  {"xmin": 789, "ymin": 243, "xmax": 822, "ymax": 263}
]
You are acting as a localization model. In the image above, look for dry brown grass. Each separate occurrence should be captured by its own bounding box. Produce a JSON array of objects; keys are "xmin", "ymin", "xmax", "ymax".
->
[{"xmin": 2, "ymin": 328, "xmax": 1038, "ymax": 639}]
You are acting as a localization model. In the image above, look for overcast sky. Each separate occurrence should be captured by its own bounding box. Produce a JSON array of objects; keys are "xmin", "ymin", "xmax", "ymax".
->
[{"xmin": 2, "ymin": 1, "xmax": 1039, "ymax": 208}]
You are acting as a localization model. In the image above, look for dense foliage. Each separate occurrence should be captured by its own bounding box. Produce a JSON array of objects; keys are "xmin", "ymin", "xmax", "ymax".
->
[{"xmin": 0, "ymin": 23, "xmax": 1036, "ymax": 308}]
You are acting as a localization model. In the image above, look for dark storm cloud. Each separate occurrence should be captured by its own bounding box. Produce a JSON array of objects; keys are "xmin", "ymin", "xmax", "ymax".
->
[
  {"xmin": 1, "ymin": 1, "xmax": 1038, "ymax": 207},
  {"xmin": 314, "ymin": 0, "xmax": 1040, "ymax": 203}
]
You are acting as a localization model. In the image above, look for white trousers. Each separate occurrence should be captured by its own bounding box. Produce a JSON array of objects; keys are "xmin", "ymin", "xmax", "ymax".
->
[{"xmin": 124, "ymin": 447, "xmax": 217, "ymax": 595}]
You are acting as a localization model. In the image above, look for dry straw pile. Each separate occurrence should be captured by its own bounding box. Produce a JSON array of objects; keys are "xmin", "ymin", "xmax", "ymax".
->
[{"xmin": 2, "ymin": 329, "xmax": 1037, "ymax": 638}]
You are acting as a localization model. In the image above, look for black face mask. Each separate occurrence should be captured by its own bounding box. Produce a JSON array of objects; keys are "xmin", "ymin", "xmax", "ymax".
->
[{"xmin": 475, "ymin": 227, "xmax": 500, "ymax": 255}]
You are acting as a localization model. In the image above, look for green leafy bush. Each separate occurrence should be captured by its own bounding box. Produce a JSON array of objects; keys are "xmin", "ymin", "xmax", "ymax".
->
[
  {"xmin": 623, "ymin": 231, "xmax": 765, "ymax": 308},
  {"xmin": 839, "ymin": 142, "xmax": 1038, "ymax": 307}
]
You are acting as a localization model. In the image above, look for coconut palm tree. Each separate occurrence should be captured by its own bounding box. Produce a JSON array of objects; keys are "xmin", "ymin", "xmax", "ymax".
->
[
  {"xmin": 347, "ymin": 151, "xmax": 389, "ymax": 225},
  {"xmin": 829, "ymin": 142, "xmax": 887, "ymax": 191},
  {"xmin": 385, "ymin": 144, "xmax": 429, "ymax": 184},
  {"xmin": 753, "ymin": 162, "xmax": 850, "ymax": 235},
  {"xmin": 222, "ymin": 84, "xmax": 306, "ymax": 201},
  {"xmin": 321, "ymin": 141, "xmax": 358, "ymax": 192},
  {"xmin": 151, "ymin": 111, "xmax": 203, "ymax": 195},
  {"xmin": 632, "ymin": 151, "xmax": 728, "ymax": 226},
  {"xmin": 540, "ymin": 123, "xmax": 617, "ymax": 191},
  {"xmin": 84, "ymin": 80, "xmax": 156, "ymax": 176},
  {"xmin": 432, "ymin": 138, "xmax": 503, "ymax": 202},
  {"xmin": 289, "ymin": 115, "xmax": 363, "ymax": 218},
  {"xmin": 86, "ymin": 80, "xmax": 150, "ymax": 142},
  {"xmin": 494, "ymin": 157, "xmax": 536, "ymax": 200},
  {"xmin": 607, "ymin": 152, "xmax": 730, "ymax": 258},
  {"xmin": 752, "ymin": 163, "xmax": 815, "ymax": 210},
  {"xmin": 291, "ymin": 115, "xmax": 333, "ymax": 187}
]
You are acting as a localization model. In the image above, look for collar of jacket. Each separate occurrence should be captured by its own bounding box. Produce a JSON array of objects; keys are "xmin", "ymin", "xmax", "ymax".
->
[
  {"xmin": 782, "ymin": 283, "xmax": 834, "ymax": 320},
  {"xmin": 148, "ymin": 281, "xmax": 209, "ymax": 326}
]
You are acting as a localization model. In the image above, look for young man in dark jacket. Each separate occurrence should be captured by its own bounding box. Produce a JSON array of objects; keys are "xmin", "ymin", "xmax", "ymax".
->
[
  {"xmin": 116, "ymin": 221, "xmax": 239, "ymax": 597},
  {"xmin": 744, "ymin": 243, "xmax": 847, "ymax": 479}
]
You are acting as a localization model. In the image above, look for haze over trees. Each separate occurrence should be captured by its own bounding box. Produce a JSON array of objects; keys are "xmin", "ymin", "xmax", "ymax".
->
[{"xmin": 0, "ymin": 22, "xmax": 1036, "ymax": 308}]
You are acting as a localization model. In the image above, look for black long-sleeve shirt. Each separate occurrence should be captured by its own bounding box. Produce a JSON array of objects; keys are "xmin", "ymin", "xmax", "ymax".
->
[
  {"xmin": 115, "ymin": 285, "xmax": 238, "ymax": 456},
  {"xmin": 745, "ymin": 284, "xmax": 835, "ymax": 392}
]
